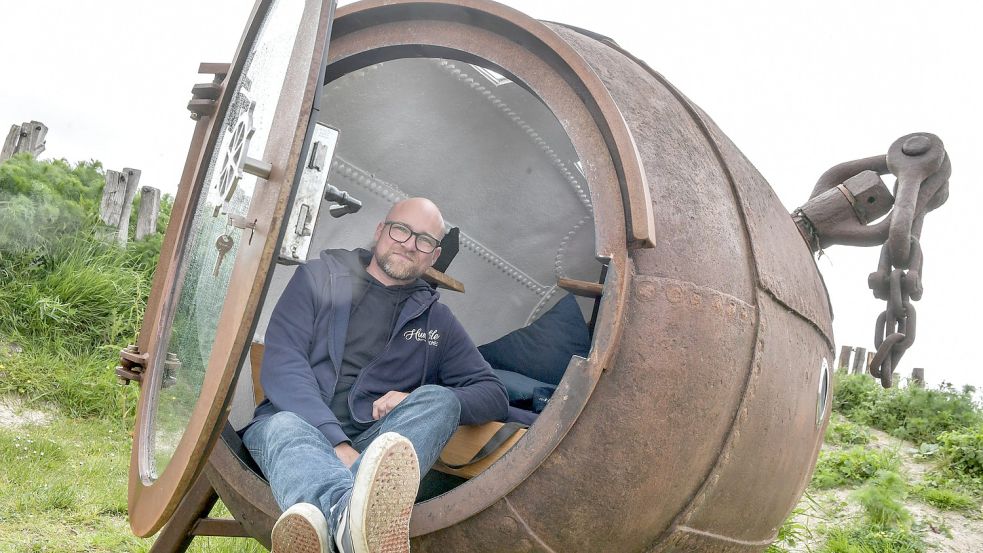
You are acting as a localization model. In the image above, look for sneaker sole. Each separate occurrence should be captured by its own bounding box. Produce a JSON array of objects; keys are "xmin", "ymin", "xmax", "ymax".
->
[
  {"xmin": 349, "ymin": 432, "xmax": 420, "ymax": 553},
  {"xmin": 272, "ymin": 503, "xmax": 328, "ymax": 553}
]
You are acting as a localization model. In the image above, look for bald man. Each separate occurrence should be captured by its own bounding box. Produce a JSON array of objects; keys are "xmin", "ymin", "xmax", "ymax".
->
[{"xmin": 242, "ymin": 198, "xmax": 508, "ymax": 553}]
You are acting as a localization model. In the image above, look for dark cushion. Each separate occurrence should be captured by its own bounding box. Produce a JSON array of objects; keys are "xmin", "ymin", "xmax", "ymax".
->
[
  {"xmin": 493, "ymin": 369, "xmax": 550, "ymax": 403},
  {"xmin": 478, "ymin": 293, "xmax": 590, "ymax": 387}
]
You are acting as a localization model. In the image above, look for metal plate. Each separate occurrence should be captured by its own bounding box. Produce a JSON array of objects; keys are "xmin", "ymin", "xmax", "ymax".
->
[{"xmin": 279, "ymin": 123, "xmax": 339, "ymax": 262}]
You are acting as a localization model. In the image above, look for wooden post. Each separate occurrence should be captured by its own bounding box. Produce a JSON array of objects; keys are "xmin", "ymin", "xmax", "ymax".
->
[
  {"xmin": 100, "ymin": 170, "xmax": 128, "ymax": 230},
  {"xmin": 135, "ymin": 186, "xmax": 161, "ymax": 240},
  {"xmin": 851, "ymin": 347, "xmax": 867, "ymax": 375},
  {"xmin": 912, "ymin": 367, "xmax": 925, "ymax": 387},
  {"xmin": 99, "ymin": 168, "xmax": 141, "ymax": 245},
  {"xmin": 866, "ymin": 351, "xmax": 874, "ymax": 376},
  {"xmin": 837, "ymin": 345, "xmax": 852, "ymax": 373},
  {"xmin": 0, "ymin": 125, "xmax": 18, "ymax": 162},
  {"xmin": 20, "ymin": 121, "xmax": 47, "ymax": 157},
  {"xmin": 0, "ymin": 121, "xmax": 47, "ymax": 163},
  {"xmin": 117, "ymin": 168, "xmax": 141, "ymax": 245}
]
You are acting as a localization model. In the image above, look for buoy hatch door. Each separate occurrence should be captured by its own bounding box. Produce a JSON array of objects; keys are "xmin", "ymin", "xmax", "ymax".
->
[{"xmin": 125, "ymin": 0, "xmax": 336, "ymax": 537}]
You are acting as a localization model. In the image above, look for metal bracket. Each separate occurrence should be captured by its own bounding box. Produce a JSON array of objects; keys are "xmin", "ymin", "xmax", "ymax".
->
[
  {"xmin": 116, "ymin": 344, "xmax": 149, "ymax": 385},
  {"xmin": 187, "ymin": 63, "xmax": 230, "ymax": 120}
]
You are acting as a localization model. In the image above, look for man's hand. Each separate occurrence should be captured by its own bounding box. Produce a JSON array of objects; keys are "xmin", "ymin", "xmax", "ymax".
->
[
  {"xmin": 372, "ymin": 390, "xmax": 409, "ymax": 420},
  {"xmin": 334, "ymin": 442, "xmax": 359, "ymax": 468}
]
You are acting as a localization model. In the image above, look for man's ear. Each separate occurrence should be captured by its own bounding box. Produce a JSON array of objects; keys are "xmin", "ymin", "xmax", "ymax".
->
[
  {"xmin": 374, "ymin": 222, "xmax": 384, "ymax": 243},
  {"xmin": 429, "ymin": 246, "xmax": 442, "ymax": 268}
]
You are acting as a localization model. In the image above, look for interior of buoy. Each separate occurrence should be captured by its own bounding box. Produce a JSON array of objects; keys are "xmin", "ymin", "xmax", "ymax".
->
[{"xmin": 225, "ymin": 55, "xmax": 604, "ymax": 498}]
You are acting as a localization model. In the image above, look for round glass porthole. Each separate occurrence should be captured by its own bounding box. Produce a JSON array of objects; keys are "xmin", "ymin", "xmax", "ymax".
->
[{"xmin": 817, "ymin": 357, "xmax": 831, "ymax": 426}]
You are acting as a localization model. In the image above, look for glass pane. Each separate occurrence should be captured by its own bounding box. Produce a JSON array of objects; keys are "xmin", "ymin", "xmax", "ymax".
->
[{"xmin": 143, "ymin": 0, "xmax": 306, "ymax": 483}]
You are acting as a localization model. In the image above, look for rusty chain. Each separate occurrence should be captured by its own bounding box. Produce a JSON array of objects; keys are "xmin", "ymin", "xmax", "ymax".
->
[
  {"xmin": 798, "ymin": 133, "xmax": 949, "ymax": 388},
  {"xmin": 864, "ymin": 134, "xmax": 949, "ymax": 387}
]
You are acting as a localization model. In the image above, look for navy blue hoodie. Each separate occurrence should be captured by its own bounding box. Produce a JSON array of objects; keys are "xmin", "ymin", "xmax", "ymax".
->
[{"xmin": 248, "ymin": 248, "xmax": 508, "ymax": 446}]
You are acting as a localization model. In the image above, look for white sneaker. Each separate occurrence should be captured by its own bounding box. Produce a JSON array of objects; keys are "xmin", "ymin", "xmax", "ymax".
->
[
  {"xmin": 272, "ymin": 502, "xmax": 329, "ymax": 553},
  {"xmin": 334, "ymin": 432, "xmax": 420, "ymax": 553}
]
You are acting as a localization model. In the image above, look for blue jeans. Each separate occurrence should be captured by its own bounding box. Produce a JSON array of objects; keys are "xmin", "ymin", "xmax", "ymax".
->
[{"xmin": 242, "ymin": 385, "xmax": 461, "ymax": 519}]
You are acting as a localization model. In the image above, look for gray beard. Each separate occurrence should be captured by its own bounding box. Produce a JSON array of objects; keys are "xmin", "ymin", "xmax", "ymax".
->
[{"xmin": 379, "ymin": 251, "xmax": 424, "ymax": 281}]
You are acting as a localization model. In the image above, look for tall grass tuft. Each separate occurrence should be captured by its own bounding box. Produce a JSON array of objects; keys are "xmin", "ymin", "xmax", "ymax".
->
[{"xmin": 854, "ymin": 470, "xmax": 912, "ymax": 528}]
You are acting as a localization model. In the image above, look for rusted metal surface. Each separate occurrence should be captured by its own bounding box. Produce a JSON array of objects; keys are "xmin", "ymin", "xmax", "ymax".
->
[
  {"xmin": 204, "ymin": 432, "xmax": 279, "ymax": 550},
  {"xmin": 147, "ymin": 473, "xmax": 219, "ymax": 553},
  {"xmin": 190, "ymin": 518, "xmax": 249, "ymax": 537},
  {"xmin": 793, "ymin": 133, "xmax": 950, "ymax": 387}
]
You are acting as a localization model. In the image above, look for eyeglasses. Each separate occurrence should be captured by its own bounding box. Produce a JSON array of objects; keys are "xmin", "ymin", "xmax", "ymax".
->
[{"xmin": 384, "ymin": 221, "xmax": 441, "ymax": 253}]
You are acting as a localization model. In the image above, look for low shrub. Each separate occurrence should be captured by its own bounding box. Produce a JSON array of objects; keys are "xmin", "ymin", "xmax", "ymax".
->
[
  {"xmin": 824, "ymin": 414, "xmax": 870, "ymax": 446},
  {"xmin": 832, "ymin": 373, "xmax": 882, "ymax": 422},
  {"xmin": 927, "ymin": 426, "xmax": 983, "ymax": 497},
  {"xmin": 0, "ymin": 154, "xmax": 103, "ymax": 255},
  {"xmin": 819, "ymin": 469, "xmax": 924, "ymax": 553},
  {"xmin": 937, "ymin": 426, "xmax": 983, "ymax": 480},
  {"xmin": 833, "ymin": 374, "xmax": 982, "ymax": 446},
  {"xmin": 910, "ymin": 482, "xmax": 978, "ymax": 512},
  {"xmin": 812, "ymin": 446, "xmax": 900, "ymax": 489}
]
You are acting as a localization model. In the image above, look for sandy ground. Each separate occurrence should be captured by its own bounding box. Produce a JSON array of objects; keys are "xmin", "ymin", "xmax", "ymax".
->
[
  {"xmin": 0, "ymin": 395, "xmax": 52, "ymax": 429},
  {"xmin": 789, "ymin": 426, "xmax": 983, "ymax": 552}
]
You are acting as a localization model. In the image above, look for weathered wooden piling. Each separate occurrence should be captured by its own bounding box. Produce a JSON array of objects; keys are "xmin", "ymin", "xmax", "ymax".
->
[
  {"xmin": 99, "ymin": 168, "xmax": 142, "ymax": 245},
  {"xmin": 135, "ymin": 186, "xmax": 162, "ymax": 241},
  {"xmin": 0, "ymin": 121, "xmax": 47, "ymax": 162}
]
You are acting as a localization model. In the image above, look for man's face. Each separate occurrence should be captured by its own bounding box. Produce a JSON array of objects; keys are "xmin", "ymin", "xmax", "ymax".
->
[{"xmin": 372, "ymin": 205, "xmax": 443, "ymax": 283}]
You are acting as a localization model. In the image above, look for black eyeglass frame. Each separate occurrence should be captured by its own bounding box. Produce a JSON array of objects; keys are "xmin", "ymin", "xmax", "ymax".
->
[{"xmin": 384, "ymin": 220, "xmax": 442, "ymax": 253}]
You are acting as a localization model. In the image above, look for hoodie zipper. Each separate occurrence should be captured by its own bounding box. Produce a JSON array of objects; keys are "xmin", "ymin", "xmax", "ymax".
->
[{"xmin": 347, "ymin": 295, "xmax": 435, "ymax": 424}]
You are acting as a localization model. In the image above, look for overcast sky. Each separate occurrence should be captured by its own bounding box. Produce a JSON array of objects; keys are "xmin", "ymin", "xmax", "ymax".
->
[{"xmin": 2, "ymin": 0, "xmax": 980, "ymax": 393}]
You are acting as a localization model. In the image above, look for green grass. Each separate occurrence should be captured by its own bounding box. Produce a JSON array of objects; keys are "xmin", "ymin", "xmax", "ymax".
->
[
  {"xmin": 0, "ymin": 345, "xmax": 139, "ymax": 422},
  {"xmin": 910, "ymin": 482, "xmax": 979, "ymax": 512},
  {"xmin": 818, "ymin": 524, "xmax": 927, "ymax": 553},
  {"xmin": 812, "ymin": 446, "xmax": 901, "ymax": 489},
  {"xmin": 813, "ymin": 469, "xmax": 927, "ymax": 552},
  {"xmin": 0, "ymin": 405, "xmax": 270, "ymax": 552},
  {"xmin": 766, "ymin": 373, "xmax": 983, "ymax": 551},
  {"xmin": 0, "ymin": 409, "xmax": 146, "ymax": 552},
  {"xmin": 765, "ymin": 505, "xmax": 813, "ymax": 553},
  {"xmin": 0, "ymin": 156, "xmax": 171, "ymax": 426}
]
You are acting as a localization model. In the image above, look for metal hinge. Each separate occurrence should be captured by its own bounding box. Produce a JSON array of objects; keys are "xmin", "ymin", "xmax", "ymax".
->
[{"xmin": 116, "ymin": 344, "xmax": 149, "ymax": 385}]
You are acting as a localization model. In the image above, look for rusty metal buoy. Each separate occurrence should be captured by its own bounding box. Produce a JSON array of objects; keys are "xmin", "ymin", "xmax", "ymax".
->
[{"xmin": 127, "ymin": 2, "xmax": 867, "ymax": 552}]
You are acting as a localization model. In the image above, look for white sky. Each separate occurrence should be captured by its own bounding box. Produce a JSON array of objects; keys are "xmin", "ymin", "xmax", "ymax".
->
[{"xmin": 2, "ymin": 0, "xmax": 981, "ymax": 393}]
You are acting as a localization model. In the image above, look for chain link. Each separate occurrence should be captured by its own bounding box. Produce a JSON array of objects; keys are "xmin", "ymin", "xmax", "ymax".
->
[{"xmin": 864, "ymin": 134, "xmax": 949, "ymax": 387}]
